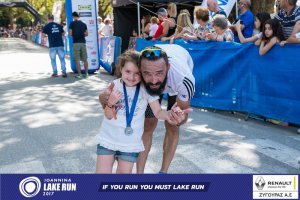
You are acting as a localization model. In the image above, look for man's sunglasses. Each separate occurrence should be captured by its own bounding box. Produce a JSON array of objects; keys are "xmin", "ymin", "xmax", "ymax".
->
[{"xmin": 140, "ymin": 48, "xmax": 166, "ymax": 58}]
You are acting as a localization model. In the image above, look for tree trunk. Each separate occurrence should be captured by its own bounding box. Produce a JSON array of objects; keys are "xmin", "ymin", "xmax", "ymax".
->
[{"xmin": 251, "ymin": 0, "xmax": 276, "ymax": 15}]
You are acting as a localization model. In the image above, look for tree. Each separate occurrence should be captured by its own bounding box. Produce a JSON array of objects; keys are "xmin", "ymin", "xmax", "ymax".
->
[{"xmin": 98, "ymin": 0, "xmax": 112, "ymax": 19}]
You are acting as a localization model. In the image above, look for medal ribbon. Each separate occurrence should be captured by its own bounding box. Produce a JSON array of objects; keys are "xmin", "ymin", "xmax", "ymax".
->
[{"xmin": 123, "ymin": 82, "xmax": 140, "ymax": 129}]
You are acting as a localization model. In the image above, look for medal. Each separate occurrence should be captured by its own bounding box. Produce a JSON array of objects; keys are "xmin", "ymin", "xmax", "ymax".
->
[
  {"xmin": 124, "ymin": 126, "xmax": 134, "ymax": 136},
  {"xmin": 123, "ymin": 82, "xmax": 140, "ymax": 136}
]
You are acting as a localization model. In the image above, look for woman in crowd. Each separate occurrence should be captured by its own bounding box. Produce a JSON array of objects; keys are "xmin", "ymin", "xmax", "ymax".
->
[
  {"xmin": 206, "ymin": 14, "xmax": 234, "ymax": 42},
  {"xmin": 161, "ymin": 10, "xmax": 194, "ymax": 43},
  {"xmin": 235, "ymin": 12, "xmax": 271, "ymax": 45}
]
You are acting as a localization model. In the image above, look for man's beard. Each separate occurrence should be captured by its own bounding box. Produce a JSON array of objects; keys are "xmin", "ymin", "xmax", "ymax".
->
[{"xmin": 143, "ymin": 76, "xmax": 167, "ymax": 96}]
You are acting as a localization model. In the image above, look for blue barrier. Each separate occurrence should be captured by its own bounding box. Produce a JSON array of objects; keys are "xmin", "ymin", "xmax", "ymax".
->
[{"xmin": 136, "ymin": 38, "xmax": 300, "ymax": 125}]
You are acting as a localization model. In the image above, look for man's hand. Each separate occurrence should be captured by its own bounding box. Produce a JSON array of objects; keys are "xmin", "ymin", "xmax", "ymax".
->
[
  {"xmin": 99, "ymin": 82, "xmax": 115, "ymax": 108},
  {"xmin": 168, "ymin": 102, "xmax": 193, "ymax": 126}
]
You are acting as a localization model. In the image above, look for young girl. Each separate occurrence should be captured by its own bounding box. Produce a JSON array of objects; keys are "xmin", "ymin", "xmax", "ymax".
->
[
  {"xmin": 148, "ymin": 17, "xmax": 159, "ymax": 38},
  {"xmin": 235, "ymin": 12, "xmax": 271, "ymax": 45},
  {"xmin": 95, "ymin": 50, "xmax": 182, "ymax": 174},
  {"xmin": 259, "ymin": 19, "xmax": 284, "ymax": 55},
  {"xmin": 161, "ymin": 11, "xmax": 194, "ymax": 44}
]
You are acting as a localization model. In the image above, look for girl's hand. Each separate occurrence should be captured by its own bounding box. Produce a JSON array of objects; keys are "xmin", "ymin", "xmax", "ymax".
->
[
  {"xmin": 167, "ymin": 102, "xmax": 193, "ymax": 126},
  {"xmin": 107, "ymin": 90, "xmax": 122, "ymax": 107}
]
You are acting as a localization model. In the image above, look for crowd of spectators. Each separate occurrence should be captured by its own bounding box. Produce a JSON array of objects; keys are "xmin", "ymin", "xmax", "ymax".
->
[{"xmin": 136, "ymin": 0, "xmax": 300, "ymax": 55}]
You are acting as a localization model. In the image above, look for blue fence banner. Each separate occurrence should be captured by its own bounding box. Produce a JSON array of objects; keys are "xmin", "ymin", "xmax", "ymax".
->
[
  {"xmin": 1, "ymin": 174, "xmax": 298, "ymax": 200},
  {"xmin": 135, "ymin": 38, "xmax": 300, "ymax": 125}
]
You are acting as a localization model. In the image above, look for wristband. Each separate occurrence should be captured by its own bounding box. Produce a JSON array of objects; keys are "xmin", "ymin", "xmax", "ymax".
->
[{"xmin": 106, "ymin": 103, "xmax": 113, "ymax": 109}]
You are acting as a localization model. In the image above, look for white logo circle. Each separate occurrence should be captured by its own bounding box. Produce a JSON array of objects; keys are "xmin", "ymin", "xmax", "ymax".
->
[{"xmin": 19, "ymin": 177, "xmax": 41, "ymax": 198}]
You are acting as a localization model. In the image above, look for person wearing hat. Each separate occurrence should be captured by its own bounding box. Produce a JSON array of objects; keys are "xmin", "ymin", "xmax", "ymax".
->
[
  {"xmin": 42, "ymin": 14, "xmax": 67, "ymax": 77},
  {"xmin": 152, "ymin": 8, "xmax": 168, "ymax": 40},
  {"xmin": 97, "ymin": 16, "xmax": 105, "ymax": 36}
]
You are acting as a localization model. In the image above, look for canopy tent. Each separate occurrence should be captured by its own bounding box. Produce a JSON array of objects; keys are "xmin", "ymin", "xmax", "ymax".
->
[{"xmin": 113, "ymin": 0, "xmax": 203, "ymax": 51}]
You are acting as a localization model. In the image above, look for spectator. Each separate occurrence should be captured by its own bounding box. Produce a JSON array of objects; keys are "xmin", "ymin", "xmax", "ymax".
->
[
  {"xmin": 182, "ymin": 7, "xmax": 212, "ymax": 40},
  {"xmin": 69, "ymin": 11, "xmax": 89, "ymax": 79},
  {"xmin": 101, "ymin": 18, "xmax": 113, "ymax": 37},
  {"xmin": 98, "ymin": 17, "xmax": 105, "ymax": 36},
  {"xmin": 152, "ymin": 8, "xmax": 168, "ymax": 40},
  {"xmin": 165, "ymin": 3, "xmax": 177, "ymax": 37},
  {"xmin": 275, "ymin": 0, "xmax": 300, "ymax": 44},
  {"xmin": 235, "ymin": 12, "xmax": 271, "ymax": 45},
  {"xmin": 141, "ymin": 14, "xmax": 151, "ymax": 37},
  {"xmin": 231, "ymin": 0, "xmax": 254, "ymax": 43},
  {"xmin": 161, "ymin": 11, "xmax": 194, "ymax": 43},
  {"xmin": 207, "ymin": 14, "xmax": 234, "ymax": 42},
  {"xmin": 42, "ymin": 14, "xmax": 67, "ymax": 78},
  {"xmin": 153, "ymin": 3, "xmax": 177, "ymax": 41},
  {"xmin": 207, "ymin": 0, "xmax": 227, "ymax": 17},
  {"xmin": 259, "ymin": 19, "xmax": 285, "ymax": 55},
  {"xmin": 148, "ymin": 17, "xmax": 159, "ymax": 38}
]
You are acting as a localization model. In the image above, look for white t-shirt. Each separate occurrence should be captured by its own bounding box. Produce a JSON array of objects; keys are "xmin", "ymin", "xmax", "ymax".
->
[
  {"xmin": 155, "ymin": 44, "xmax": 195, "ymax": 101},
  {"xmin": 101, "ymin": 24, "xmax": 113, "ymax": 36},
  {"xmin": 98, "ymin": 22, "xmax": 105, "ymax": 33},
  {"xmin": 96, "ymin": 78, "xmax": 159, "ymax": 153},
  {"xmin": 149, "ymin": 23, "xmax": 158, "ymax": 37}
]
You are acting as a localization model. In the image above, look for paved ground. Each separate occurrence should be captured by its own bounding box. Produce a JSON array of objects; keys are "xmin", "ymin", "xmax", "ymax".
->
[{"xmin": 0, "ymin": 38, "xmax": 299, "ymax": 174}]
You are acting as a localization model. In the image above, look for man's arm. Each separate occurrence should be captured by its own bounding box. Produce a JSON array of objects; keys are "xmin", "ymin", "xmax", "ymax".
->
[{"xmin": 286, "ymin": 20, "xmax": 300, "ymax": 44}]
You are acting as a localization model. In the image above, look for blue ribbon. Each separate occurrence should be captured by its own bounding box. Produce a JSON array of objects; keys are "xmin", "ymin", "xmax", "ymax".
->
[{"xmin": 123, "ymin": 82, "xmax": 140, "ymax": 128}]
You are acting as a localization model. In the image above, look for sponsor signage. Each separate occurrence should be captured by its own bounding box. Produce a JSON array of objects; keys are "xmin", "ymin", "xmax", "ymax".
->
[{"xmin": 253, "ymin": 175, "xmax": 299, "ymax": 199}]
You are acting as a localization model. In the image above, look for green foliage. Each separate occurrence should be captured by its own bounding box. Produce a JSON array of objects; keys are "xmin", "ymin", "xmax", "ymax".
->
[
  {"xmin": 98, "ymin": 0, "xmax": 112, "ymax": 19},
  {"xmin": 0, "ymin": 0, "xmax": 59, "ymax": 27}
]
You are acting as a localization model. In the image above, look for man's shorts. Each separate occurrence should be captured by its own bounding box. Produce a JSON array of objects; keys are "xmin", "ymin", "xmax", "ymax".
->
[
  {"xmin": 72, "ymin": 43, "xmax": 87, "ymax": 61},
  {"xmin": 96, "ymin": 144, "xmax": 139, "ymax": 163},
  {"xmin": 145, "ymin": 94, "xmax": 177, "ymax": 118}
]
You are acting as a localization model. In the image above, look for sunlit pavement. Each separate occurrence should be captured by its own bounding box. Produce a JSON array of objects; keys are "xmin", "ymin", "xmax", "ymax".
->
[{"xmin": 0, "ymin": 38, "xmax": 299, "ymax": 174}]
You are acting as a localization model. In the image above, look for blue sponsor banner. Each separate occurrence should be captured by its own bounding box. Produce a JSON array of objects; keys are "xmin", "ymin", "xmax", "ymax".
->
[
  {"xmin": 1, "ymin": 174, "xmax": 299, "ymax": 199},
  {"xmin": 1, "ymin": 174, "xmax": 256, "ymax": 200},
  {"xmin": 135, "ymin": 38, "xmax": 300, "ymax": 125}
]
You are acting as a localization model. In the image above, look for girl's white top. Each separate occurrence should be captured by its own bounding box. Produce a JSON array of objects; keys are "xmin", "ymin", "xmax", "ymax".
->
[
  {"xmin": 149, "ymin": 23, "xmax": 159, "ymax": 37},
  {"xmin": 96, "ymin": 78, "xmax": 159, "ymax": 152}
]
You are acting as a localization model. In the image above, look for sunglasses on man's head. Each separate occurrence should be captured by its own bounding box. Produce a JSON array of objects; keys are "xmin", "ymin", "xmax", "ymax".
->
[{"xmin": 140, "ymin": 48, "xmax": 166, "ymax": 59}]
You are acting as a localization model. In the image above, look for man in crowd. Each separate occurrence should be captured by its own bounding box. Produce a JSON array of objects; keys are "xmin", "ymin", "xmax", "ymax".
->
[
  {"xmin": 207, "ymin": 0, "xmax": 227, "ymax": 17},
  {"xmin": 275, "ymin": 0, "xmax": 300, "ymax": 43},
  {"xmin": 99, "ymin": 44, "xmax": 195, "ymax": 173},
  {"xmin": 69, "ymin": 11, "xmax": 89, "ymax": 79},
  {"xmin": 231, "ymin": 0, "xmax": 254, "ymax": 43},
  {"xmin": 42, "ymin": 14, "xmax": 66, "ymax": 77}
]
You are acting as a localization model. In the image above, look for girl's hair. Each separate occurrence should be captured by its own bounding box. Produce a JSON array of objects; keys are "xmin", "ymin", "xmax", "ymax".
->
[
  {"xmin": 212, "ymin": 14, "xmax": 228, "ymax": 30},
  {"xmin": 194, "ymin": 7, "xmax": 209, "ymax": 23},
  {"xmin": 143, "ymin": 14, "xmax": 151, "ymax": 25},
  {"xmin": 150, "ymin": 16, "xmax": 159, "ymax": 24},
  {"xmin": 176, "ymin": 12, "xmax": 193, "ymax": 33},
  {"xmin": 255, "ymin": 12, "xmax": 271, "ymax": 32},
  {"xmin": 167, "ymin": 3, "xmax": 177, "ymax": 18},
  {"xmin": 115, "ymin": 50, "xmax": 140, "ymax": 78},
  {"xmin": 261, "ymin": 19, "xmax": 285, "ymax": 42}
]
